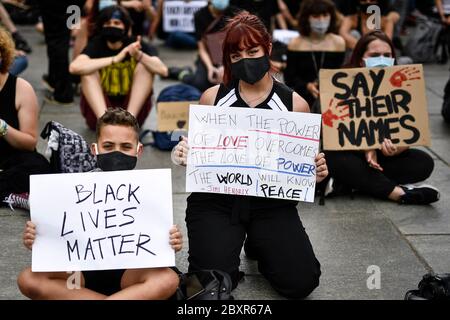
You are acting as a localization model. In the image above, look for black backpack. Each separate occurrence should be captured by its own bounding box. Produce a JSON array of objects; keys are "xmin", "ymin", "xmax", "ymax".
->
[
  {"xmin": 175, "ymin": 270, "xmax": 234, "ymax": 300},
  {"xmin": 405, "ymin": 273, "xmax": 450, "ymax": 300},
  {"xmin": 442, "ymin": 77, "xmax": 450, "ymax": 123}
]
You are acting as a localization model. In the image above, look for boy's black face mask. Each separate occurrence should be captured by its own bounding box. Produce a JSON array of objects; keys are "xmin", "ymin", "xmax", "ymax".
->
[
  {"xmin": 231, "ymin": 55, "xmax": 270, "ymax": 85},
  {"xmin": 97, "ymin": 151, "xmax": 137, "ymax": 171},
  {"xmin": 101, "ymin": 26, "xmax": 125, "ymax": 43}
]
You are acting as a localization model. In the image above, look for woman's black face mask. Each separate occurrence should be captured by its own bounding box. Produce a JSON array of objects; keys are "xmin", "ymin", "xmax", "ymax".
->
[
  {"xmin": 96, "ymin": 151, "xmax": 137, "ymax": 171},
  {"xmin": 230, "ymin": 55, "xmax": 270, "ymax": 85},
  {"xmin": 101, "ymin": 26, "xmax": 126, "ymax": 43}
]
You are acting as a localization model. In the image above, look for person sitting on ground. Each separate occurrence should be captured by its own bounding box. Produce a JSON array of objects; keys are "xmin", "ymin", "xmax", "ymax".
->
[
  {"xmin": 0, "ymin": 27, "xmax": 51, "ymax": 211},
  {"xmin": 173, "ymin": 12, "xmax": 328, "ymax": 299},
  {"xmin": 339, "ymin": 0, "xmax": 400, "ymax": 50},
  {"xmin": 284, "ymin": 0, "xmax": 346, "ymax": 111},
  {"xmin": 69, "ymin": 5, "xmax": 168, "ymax": 130},
  {"xmin": 17, "ymin": 108, "xmax": 183, "ymax": 299},
  {"xmin": 324, "ymin": 30, "xmax": 440, "ymax": 205}
]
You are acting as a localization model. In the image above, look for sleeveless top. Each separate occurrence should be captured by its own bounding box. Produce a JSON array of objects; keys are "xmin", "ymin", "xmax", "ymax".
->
[
  {"xmin": 0, "ymin": 74, "xmax": 19, "ymax": 157},
  {"xmin": 187, "ymin": 79, "xmax": 299, "ymax": 222},
  {"xmin": 214, "ymin": 78, "xmax": 294, "ymax": 111}
]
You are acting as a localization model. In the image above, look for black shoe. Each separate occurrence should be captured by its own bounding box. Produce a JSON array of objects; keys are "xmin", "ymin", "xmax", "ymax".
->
[
  {"xmin": 399, "ymin": 184, "xmax": 440, "ymax": 205},
  {"xmin": 44, "ymin": 91, "xmax": 73, "ymax": 106},
  {"xmin": 166, "ymin": 66, "xmax": 193, "ymax": 81},
  {"xmin": 12, "ymin": 32, "xmax": 32, "ymax": 54},
  {"xmin": 42, "ymin": 74, "xmax": 55, "ymax": 93}
]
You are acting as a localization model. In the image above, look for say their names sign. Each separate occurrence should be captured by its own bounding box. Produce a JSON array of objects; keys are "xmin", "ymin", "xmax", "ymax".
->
[
  {"xmin": 319, "ymin": 64, "xmax": 430, "ymax": 150},
  {"xmin": 163, "ymin": 0, "xmax": 207, "ymax": 33},
  {"xmin": 30, "ymin": 169, "xmax": 174, "ymax": 272},
  {"xmin": 186, "ymin": 105, "xmax": 322, "ymax": 202}
]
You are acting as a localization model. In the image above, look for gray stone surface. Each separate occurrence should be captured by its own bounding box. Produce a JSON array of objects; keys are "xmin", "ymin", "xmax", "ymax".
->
[{"xmin": 1, "ymin": 25, "xmax": 449, "ymax": 300}]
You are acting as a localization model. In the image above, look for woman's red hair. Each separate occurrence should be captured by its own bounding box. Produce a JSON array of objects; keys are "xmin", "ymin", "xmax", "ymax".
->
[{"xmin": 222, "ymin": 12, "xmax": 272, "ymax": 86}]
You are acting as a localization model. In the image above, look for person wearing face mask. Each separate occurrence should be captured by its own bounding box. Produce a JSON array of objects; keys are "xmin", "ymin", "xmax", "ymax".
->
[
  {"xmin": 167, "ymin": 0, "xmax": 238, "ymax": 91},
  {"xmin": 70, "ymin": 5, "xmax": 168, "ymax": 131},
  {"xmin": 284, "ymin": 0, "xmax": 346, "ymax": 111},
  {"xmin": 172, "ymin": 12, "xmax": 329, "ymax": 299},
  {"xmin": 0, "ymin": 27, "xmax": 51, "ymax": 212},
  {"xmin": 17, "ymin": 108, "xmax": 184, "ymax": 299},
  {"xmin": 323, "ymin": 30, "xmax": 440, "ymax": 205},
  {"xmin": 339, "ymin": 0, "xmax": 400, "ymax": 50}
]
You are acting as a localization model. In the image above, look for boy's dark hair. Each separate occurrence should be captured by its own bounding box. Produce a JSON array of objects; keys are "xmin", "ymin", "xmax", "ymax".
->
[
  {"xmin": 94, "ymin": 5, "xmax": 132, "ymax": 36},
  {"xmin": 297, "ymin": 0, "xmax": 338, "ymax": 36},
  {"xmin": 96, "ymin": 108, "xmax": 139, "ymax": 140}
]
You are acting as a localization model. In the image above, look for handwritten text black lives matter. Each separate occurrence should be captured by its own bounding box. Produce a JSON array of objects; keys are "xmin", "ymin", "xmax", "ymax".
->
[
  {"xmin": 59, "ymin": 182, "xmax": 156, "ymax": 263},
  {"xmin": 186, "ymin": 106, "xmax": 322, "ymax": 202}
]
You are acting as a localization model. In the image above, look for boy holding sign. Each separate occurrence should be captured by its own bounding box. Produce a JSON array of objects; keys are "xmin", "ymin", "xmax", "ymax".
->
[
  {"xmin": 18, "ymin": 109, "xmax": 183, "ymax": 299},
  {"xmin": 321, "ymin": 30, "xmax": 440, "ymax": 205}
]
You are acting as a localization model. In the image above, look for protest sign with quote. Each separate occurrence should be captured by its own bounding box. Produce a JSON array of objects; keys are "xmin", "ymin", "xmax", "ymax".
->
[
  {"xmin": 319, "ymin": 64, "xmax": 430, "ymax": 150},
  {"xmin": 186, "ymin": 105, "xmax": 322, "ymax": 202},
  {"xmin": 30, "ymin": 169, "xmax": 174, "ymax": 272},
  {"xmin": 163, "ymin": 0, "xmax": 207, "ymax": 33}
]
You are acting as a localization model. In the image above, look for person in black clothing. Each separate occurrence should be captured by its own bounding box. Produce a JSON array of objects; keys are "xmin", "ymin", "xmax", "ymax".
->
[
  {"xmin": 339, "ymin": 0, "xmax": 400, "ymax": 49},
  {"xmin": 284, "ymin": 0, "xmax": 346, "ymax": 110},
  {"xmin": 70, "ymin": 5, "xmax": 168, "ymax": 130},
  {"xmin": 171, "ymin": 1, "xmax": 237, "ymax": 92},
  {"xmin": 0, "ymin": 27, "xmax": 51, "ymax": 210},
  {"xmin": 38, "ymin": 0, "xmax": 86, "ymax": 104},
  {"xmin": 231, "ymin": 0, "xmax": 283, "ymax": 31},
  {"xmin": 18, "ymin": 108, "xmax": 183, "ymax": 299},
  {"xmin": 324, "ymin": 30, "xmax": 440, "ymax": 205},
  {"xmin": 173, "ymin": 12, "xmax": 329, "ymax": 299}
]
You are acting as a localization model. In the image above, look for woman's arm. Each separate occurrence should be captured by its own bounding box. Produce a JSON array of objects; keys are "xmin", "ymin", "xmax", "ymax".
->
[
  {"xmin": 292, "ymin": 91, "xmax": 310, "ymax": 113},
  {"xmin": 2, "ymin": 78, "xmax": 38, "ymax": 151},
  {"xmin": 339, "ymin": 15, "xmax": 358, "ymax": 50}
]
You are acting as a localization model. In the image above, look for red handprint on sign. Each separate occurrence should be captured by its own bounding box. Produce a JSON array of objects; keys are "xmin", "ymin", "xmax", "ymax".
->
[
  {"xmin": 322, "ymin": 98, "xmax": 350, "ymax": 128},
  {"xmin": 389, "ymin": 66, "xmax": 421, "ymax": 87}
]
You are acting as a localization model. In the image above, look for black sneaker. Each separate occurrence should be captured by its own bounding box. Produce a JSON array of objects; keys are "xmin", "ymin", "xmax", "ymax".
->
[
  {"xmin": 399, "ymin": 184, "xmax": 440, "ymax": 205},
  {"xmin": 44, "ymin": 91, "xmax": 73, "ymax": 106},
  {"xmin": 166, "ymin": 66, "xmax": 193, "ymax": 81},
  {"xmin": 42, "ymin": 74, "xmax": 55, "ymax": 93},
  {"xmin": 12, "ymin": 32, "xmax": 32, "ymax": 54}
]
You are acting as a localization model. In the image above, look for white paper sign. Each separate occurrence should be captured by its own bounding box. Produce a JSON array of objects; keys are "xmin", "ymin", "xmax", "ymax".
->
[
  {"xmin": 186, "ymin": 105, "xmax": 322, "ymax": 202},
  {"xmin": 30, "ymin": 169, "xmax": 174, "ymax": 272},
  {"xmin": 273, "ymin": 29, "xmax": 300, "ymax": 45},
  {"xmin": 163, "ymin": 0, "xmax": 207, "ymax": 33}
]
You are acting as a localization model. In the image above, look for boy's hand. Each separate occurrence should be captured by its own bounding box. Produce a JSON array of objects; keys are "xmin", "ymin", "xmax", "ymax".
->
[
  {"xmin": 23, "ymin": 221, "xmax": 36, "ymax": 251},
  {"xmin": 169, "ymin": 225, "xmax": 183, "ymax": 252}
]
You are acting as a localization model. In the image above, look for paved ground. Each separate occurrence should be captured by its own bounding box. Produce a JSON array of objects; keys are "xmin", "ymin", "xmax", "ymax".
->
[{"xmin": 1, "ymin": 25, "xmax": 449, "ymax": 300}]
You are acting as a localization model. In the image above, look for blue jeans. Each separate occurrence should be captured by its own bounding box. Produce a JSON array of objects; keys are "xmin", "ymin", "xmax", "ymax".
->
[
  {"xmin": 9, "ymin": 55, "xmax": 28, "ymax": 76},
  {"xmin": 165, "ymin": 31, "xmax": 197, "ymax": 49}
]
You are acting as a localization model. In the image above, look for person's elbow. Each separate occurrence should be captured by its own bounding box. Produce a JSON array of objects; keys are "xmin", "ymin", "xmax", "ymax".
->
[{"xmin": 69, "ymin": 61, "xmax": 82, "ymax": 75}]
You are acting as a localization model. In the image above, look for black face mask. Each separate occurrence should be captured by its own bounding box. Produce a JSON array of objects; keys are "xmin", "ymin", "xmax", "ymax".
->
[
  {"xmin": 101, "ymin": 26, "xmax": 125, "ymax": 43},
  {"xmin": 97, "ymin": 151, "xmax": 137, "ymax": 171},
  {"xmin": 231, "ymin": 55, "xmax": 270, "ymax": 85}
]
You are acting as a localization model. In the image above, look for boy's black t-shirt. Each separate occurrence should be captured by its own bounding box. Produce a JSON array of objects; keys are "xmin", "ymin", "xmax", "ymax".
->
[{"xmin": 81, "ymin": 36, "xmax": 157, "ymax": 98}]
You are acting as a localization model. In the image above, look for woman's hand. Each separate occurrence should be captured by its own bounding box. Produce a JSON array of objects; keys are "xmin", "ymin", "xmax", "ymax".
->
[
  {"xmin": 172, "ymin": 136, "xmax": 189, "ymax": 166},
  {"xmin": 169, "ymin": 225, "xmax": 183, "ymax": 252},
  {"xmin": 306, "ymin": 81, "xmax": 319, "ymax": 99},
  {"xmin": 380, "ymin": 138, "xmax": 407, "ymax": 157},
  {"xmin": 365, "ymin": 149, "xmax": 383, "ymax": 171},
  {"xmin": 315, "ymin": 152, "xmax": 328, "ymax": 183},
  {"xmin": 207, "ymin": 66, "xmax": 222, "ymax": 84},
  {"xmin": 23, "ymin": 221, "xmax": 36, "ymax": 251}
]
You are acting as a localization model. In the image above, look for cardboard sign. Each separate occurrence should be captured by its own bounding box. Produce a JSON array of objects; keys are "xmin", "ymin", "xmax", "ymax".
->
[
  {"xmin": 319, "ymin": 64, "xmax": 430, "ymax": 150},
  {"xmin": 157, "ymin": 101, "xmax": 196, "ymax": 131},
  {"xmin": 163, "ymin": 0, "xmax": 207, "ymax": 33},
  {"xmin": 186, "ymin": 105, "xmax": 322, "ymax": 203},
  {"xmin": 272, "ymin": 29, "xmax": 300, "ymax": 45},
  {"xmin": 30, "ymin": 169, "xmax": 174, "ymax": 272}
]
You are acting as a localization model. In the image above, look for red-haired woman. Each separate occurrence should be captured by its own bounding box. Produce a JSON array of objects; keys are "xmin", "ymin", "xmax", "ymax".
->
[{"xmin": 174, "ymin": 12, "xmax": 328, "ymax": 299}]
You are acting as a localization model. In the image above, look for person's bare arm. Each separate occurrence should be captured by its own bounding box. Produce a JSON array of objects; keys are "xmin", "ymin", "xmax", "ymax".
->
[
  {"xmin": 2, "ymin": 78, "xmax": 38, "ymax": 151},
  {"xmin": 292, "ymin": 92, "xmax": 310, "ymax": 113},
  {"xmin": 0, "ymin": 3, "xmax": 17, "ymax": 33},
  {"xmin": 339, "ymin": 15, "xmax": 358, "ymax": 50}
]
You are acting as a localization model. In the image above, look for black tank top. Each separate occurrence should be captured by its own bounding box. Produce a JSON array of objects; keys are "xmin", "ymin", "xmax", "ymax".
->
[
  {"xmin": 214, "ymin": 79, "xmax": 294, "ymax": 111},
  {"xmin": 0, "ymin": 74, "xmax": 19, "ymax": 156}
]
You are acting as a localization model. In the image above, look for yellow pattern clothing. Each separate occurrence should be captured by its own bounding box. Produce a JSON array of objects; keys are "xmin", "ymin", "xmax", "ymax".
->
[{"xmin": 100, "ymin": 58, "xmax": 137, "ymax": 97}]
